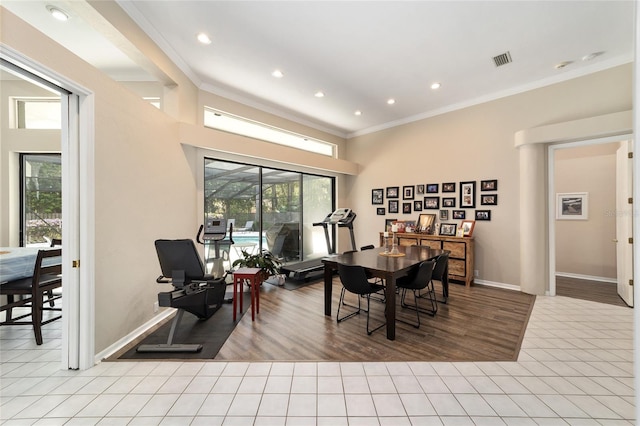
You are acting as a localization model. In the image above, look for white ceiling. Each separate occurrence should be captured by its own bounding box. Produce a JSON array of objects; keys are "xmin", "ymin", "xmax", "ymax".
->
[{"xmin": 3, "ymin": 1, "xmax": 635, "ymax": 137}]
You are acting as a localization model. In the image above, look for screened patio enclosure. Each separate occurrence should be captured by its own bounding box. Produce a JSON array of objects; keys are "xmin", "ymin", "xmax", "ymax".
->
[{"xmin": 204, "ymin": 158, "xmax": 335, "ymax": 272}]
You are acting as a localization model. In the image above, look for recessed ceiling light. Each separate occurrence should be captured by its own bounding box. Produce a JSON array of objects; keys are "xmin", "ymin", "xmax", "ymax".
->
[
  {"xmin": 197, "ymin": 32, "xmax": 212, "ymax": 45},
  {"xmin": 46, "ymin": 5, "xmax": 69, "ymax": 21},
  {"xmin": 314, "ymin": 91, "xmax": 325, "ymax": 98},
  {"xmin": 430, "ymin": 82, "xmax": 441, "ymax": 90},
  {"xmin": 354, "ymin": 110, "xmax": 362, "ymax": 116},
  {"xmin": 387, "ymin": 98, "xmax": 395, "ymax": 105},
  {"xmin": 555, "ymin": 61, "xmax": 573, "ymax": 69},
  {"xmin": 272, "ymin": 69, "xmax": 284, "ymax": 78},
  {"xmin": 582, "ymin": 51, "xmax": 604, "ymax": 61}
]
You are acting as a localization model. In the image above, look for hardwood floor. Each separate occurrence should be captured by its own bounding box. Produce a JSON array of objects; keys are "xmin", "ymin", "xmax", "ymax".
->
[
  {"xmin": 556, "ymin": 276, "xmax": 630, "ymax": 308},
  {"xmin": 215, "ymin": 278, "xmax": 535, "ymax": 362}
]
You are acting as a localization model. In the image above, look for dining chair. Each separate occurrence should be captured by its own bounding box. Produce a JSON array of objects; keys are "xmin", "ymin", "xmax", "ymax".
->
[
  {"xmin": 336, "ymin": 263, "xmax": 386, "ymax": 335},
  {"xmin": 0, "ymin": 248, "xmax": 62, "ymax": 345},
  {"xmin": 428, "ymin": 251, "xmax": 449, "ymax": 304},
  {"xmin": 359, "ymin": 244, "xmax": 385, "ymax": 299},
  {"xmin": 396, "ymin": 260, "xmax": 436, "ymax": 328}
]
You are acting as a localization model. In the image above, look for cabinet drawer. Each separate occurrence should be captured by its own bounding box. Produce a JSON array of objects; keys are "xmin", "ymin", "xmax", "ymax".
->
[
  {"xmin": 420, "ymin": 239, "xmax": 441, "ymax": 249},
  {"xmin": 448, "ymin": 258, "xmax": 466, "ymax": 276},
  {"xmin": 443, "ymin": 241, "xmax": 466, "ymax": 258},
  {"xmin": 397, "ymin": 236, "xmax": 418, "ymax": 246}
]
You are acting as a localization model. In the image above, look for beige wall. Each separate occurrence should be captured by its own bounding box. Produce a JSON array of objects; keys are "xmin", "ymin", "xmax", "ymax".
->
[
  {"xmin": 554, "ymin": 143, "xmax": 619, "ymax": 280},
  {"xmin": 347, "ymin": 65, "xmax": 632, "ymax": 287}
]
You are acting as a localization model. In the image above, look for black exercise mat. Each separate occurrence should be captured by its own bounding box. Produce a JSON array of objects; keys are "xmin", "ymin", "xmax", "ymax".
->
[{"xmin": 115, "ymin": 289, "xmax": 249, "ymax": 360}]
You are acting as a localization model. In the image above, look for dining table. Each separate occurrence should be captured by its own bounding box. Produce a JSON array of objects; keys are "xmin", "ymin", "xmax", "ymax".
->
[
  {"xmin": 0, "ymin": 246, "xmax": 58, "ymax": 284},
  {"xmin": 322, "ymin": 244, "xmax": 446, "ymax": 340}
]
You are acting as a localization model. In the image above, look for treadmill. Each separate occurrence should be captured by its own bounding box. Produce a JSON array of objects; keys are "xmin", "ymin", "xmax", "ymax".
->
[{"xmin": 280, "ymin": 208, "xmax": 357, "ymax": 281}]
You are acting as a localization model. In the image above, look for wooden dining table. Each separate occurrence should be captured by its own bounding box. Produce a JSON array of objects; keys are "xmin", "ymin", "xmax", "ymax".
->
[{"xmin": 322, "ymin": 245, "xmax": 446, "ymax": 340}]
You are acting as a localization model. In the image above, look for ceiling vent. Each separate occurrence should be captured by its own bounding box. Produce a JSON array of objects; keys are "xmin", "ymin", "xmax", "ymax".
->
[{"xmin": 493, "ymin": 51, "xmax": 512, "ymax": 67}]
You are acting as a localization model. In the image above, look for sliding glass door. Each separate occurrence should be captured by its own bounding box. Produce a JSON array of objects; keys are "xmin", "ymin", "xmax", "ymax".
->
[{"xmin": 204, "ymin": 158, "xmax": 334, "ymax": 267}]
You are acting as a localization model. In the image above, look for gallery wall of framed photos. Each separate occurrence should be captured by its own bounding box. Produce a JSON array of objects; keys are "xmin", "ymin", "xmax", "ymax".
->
[{"xmin": 372, "ymin": 178, "xmax": 499, "ymax": 237}]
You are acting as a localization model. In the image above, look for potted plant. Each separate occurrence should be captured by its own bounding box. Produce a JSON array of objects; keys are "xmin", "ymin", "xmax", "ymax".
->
[{"xmin": 232, "ymin": 249, "xmax": 284, "ymax": 284}]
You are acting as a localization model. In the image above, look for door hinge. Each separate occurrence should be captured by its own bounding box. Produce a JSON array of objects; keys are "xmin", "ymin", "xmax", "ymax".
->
[
  {"xmin": 629, "ymin": 197, "xmax": 633, "ymax": 204},
  {"xmin": 630, "ymin": 279, "xmax": 634, "ymax": 286},
  {"xmin": 628, "ymin": 237, "xmax": 634, "ymax": 244},
  {"xmin": 72, "ymin": 260, "xmax": 80, "ymax": 268},
  {"xmin": 628, "ymin": 152, "xmax": 633, "ymax": 159}
]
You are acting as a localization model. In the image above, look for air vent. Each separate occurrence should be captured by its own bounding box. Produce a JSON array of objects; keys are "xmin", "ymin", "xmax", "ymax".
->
[{"xmin": 493, "ymin": 51, "xmax": 512, "ymax": 67}]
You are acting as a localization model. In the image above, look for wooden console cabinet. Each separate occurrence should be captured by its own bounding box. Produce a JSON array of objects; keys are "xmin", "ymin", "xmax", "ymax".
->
[{"xmin": 379, "ymin": 232, "xmax": 475, "ymax": 286}]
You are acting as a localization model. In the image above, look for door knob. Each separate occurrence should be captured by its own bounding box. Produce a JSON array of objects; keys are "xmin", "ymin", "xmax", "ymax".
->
[{"xmin": 613, "ymin": 239, "xmax": 619, "ymax": 242}]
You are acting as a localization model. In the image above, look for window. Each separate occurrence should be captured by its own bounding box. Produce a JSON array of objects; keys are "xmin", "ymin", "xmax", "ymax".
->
[
  {"xmin": 12, "ymin": 97, "xmax": 61, "ymax": 129},
  {"xmin": 21, "ymin": 154, "xmax": 62, "ymax": 246},
  {"xmin": 204, "ymin": 158, "xmax": 334, "ymax": 267},
  {"xmin": 204, "ymin": 108, "xmax": 335, "ymax": 157}
]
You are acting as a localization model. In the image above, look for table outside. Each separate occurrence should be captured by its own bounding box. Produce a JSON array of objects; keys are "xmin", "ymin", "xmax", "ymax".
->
[
  {"xmin": 322, "ymin": 245, "xmax": 445, "ymax": 340},
  {"xmin": 0, "ymin": 247, "xmax": 57, "ymax": 284}
]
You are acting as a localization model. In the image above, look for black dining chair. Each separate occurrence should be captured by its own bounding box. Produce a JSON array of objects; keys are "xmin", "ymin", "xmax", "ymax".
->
[
  {"xmin": 396, "ymin": 260, "xmax": 436, "ymax": 328},
  {"xmin": 336, "ymin": 263, "xmax": 386, "ymax": 335},
  {"xmin": 428, "ymin": 251, "xmax": 449, "ymax": 304}
]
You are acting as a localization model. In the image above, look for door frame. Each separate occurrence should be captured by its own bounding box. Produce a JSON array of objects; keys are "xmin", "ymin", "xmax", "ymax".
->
[
  {"xmin": 2, "ymin": 48, "xmax": 96, "ymax": 370},
  {"xmin": 547, "ymin": 134, "xmax": 633, "ymax": 297}
]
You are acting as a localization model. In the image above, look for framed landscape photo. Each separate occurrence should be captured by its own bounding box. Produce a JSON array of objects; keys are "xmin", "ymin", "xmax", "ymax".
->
[
  {"xmin": 376, "ymin": 207, "xmax": 386, "ymax": 215},
  {"xmin": 556, "ymin": 192, "xmax": 588, "ymax": 220},
  {"xmin": 423, "ymin": 196, "xmax": 440, "ymax": 209},
  {"xmin": 388, "ymin": 200, "xmax": 399, "ymax": 214},
  {"xmin": 386, "ymin": 186, "xmax": 399, "ymax": 199},
  {"xmin": 413, "ymin": 200, "xmax": 423, "ymax": 211},
  {"xmin": 480, "ymin": 194, "xmax": 497, "ymax": 205},
  {"xmin": 452, "ymin": 210, "xmax": 466, "ymax": 220},
  {"xmin": 461, "ymin": 220, "xmax": 476, "ymax": 237},
  {"xmin": 439, "ymin": 223, "xmax": 457, "ymax": 236},
  {"xmin": 442, "ymin": 197, "xmax": 456, "ymax": 208},
  {"xmin": 426, "ymin": 183, "xmax": 439, "ymax": 193},
  {"xmin": 481, "ymin": 179, "xmax": 498, "ymax": 191},
  {"xmin": 372, "ymin": 188, "xmax": 384, "ymax": 205},
  {"xmin": 460, "ymin": 181, "xmax": 476, "ymax": 208},
  {"xmin": 442, "ymin": 182, "xmax": 456, "ymax": 193},
  {"xmin": 403, "ymin": 202, "xmax": 412, "ymax": 214},
  {"xmin": 403, "ymin": 185, "xmax": 415, "ymax": 200},
  {"xmin": 475, "ymin": 210, "xmax": 491, "ymax": 221}
]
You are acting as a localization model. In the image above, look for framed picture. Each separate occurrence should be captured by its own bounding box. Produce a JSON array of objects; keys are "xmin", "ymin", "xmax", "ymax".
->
[
  {"xmin": 453, "ymin": 210, "xmax": 466, "ymax": 220},
  {"xmin": 460, "ymin": 220, "xmax": 476, "ymax": 237},
  {"xmin": 385, "ymin": 218, "xmax": 397, "ymax": 232},
  {"xmin": 403, "ymin": 202, "xmax": 412, "ymax": 214},
  {"xmin": 372, "ymin": 188, "xmax": 384, "ymax": 205},
  {"xmin": 388, "ymin": 200, "xmax": 399, "ymax": 213},
  {"xmin": 413, "ymin": 200, "xmax": 423, "ymax": 211},
  {"xmin": 417, "ymin": 213, "xmax": 436, "ymax": 233},
  {"xmin": 481, "ymin": 179, "xmax": 498, "ymax": 191},
  {"xmin": 439, "ymin": 223, "xmax": 457, "ymax": 236},
  {"xmin": 376, "ymin": 207, "xmax": 386, "ymax": 215},
  {"xmin": 556, "ymin": 192, "xmax": 588, "ymax": 220},
  {"xmin": 386, "ymin": 186, "xmax": 399, "ymax": 199},
  {"xmin": 426, "ymin": 183, "xmax": 439, "ymax": 193},
  {"xmin": 439, "ymin": 209, "xmax": 448, "ymax": 220},
  {"xmin": 416, "ymin": 184, "xmax": 425, "ymax": 194},
  {"xmin": 475, "ymin": 210, "xmax": 491, "ymax": 221},
  {"xmin": 481, "ymin": 194, "xmax": 498, "ymax": 205},
  {"xmin": 442, "ymin": 182, "xmax": 456, "ymax": 193},
  {"xmin": 423, "ymin": 196, "xmax": 440, "ymax": 209},
  {"xmin": 460, "ymin": 181, "xmax": 476, "ymax": 208},
  {"xmin": 403, "ymin": 185, "xmax": 414, "ymax": 200},
  {"xmin": 442, "ymin": 197, "xmax": 456, "ymax": 208}
]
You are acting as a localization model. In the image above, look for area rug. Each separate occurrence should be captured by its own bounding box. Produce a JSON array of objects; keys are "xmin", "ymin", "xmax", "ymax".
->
[{"xmin": 114, "ymin": 289, "xmax": 249, "ymax": 360}]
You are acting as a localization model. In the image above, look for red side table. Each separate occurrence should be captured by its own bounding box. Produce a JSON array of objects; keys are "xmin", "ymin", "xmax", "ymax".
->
[{"xmin": 232, "ymin": 267, "xmax": 263, "ymax": 321}]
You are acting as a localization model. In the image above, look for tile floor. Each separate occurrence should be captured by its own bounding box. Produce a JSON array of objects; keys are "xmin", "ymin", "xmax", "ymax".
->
[{"xmin": 0, "ymin": 294, "xmax": 635, "ymax": 425}]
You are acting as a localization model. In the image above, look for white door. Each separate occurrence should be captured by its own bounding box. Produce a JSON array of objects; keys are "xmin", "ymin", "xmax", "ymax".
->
[{"xmin": 615, "ymin": 140, "xmax": 633, "ymax": 306}]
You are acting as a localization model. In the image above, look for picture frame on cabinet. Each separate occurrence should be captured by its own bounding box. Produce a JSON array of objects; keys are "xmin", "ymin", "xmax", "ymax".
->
[
  {"xmin": 475, "ymin": 210, "xmax": 491, "ymax": 221},
  {"xmin": 403, "ymin": 185, "xmax": 414, "ymax": 200},
  {"xmin": 377, "ymin": 207, "xmax": 386, "ymax": 215},
  {"xmin": 452, "ymin": 210, "xmax": 466, "ymax": 220},
  {"xmin": 423, "ymin": 196, "xmax": 440, "ymax": 209},
  {"xmin": 460, "ymin": 181, "xmax": 476, "ymax": 208},
  {"xmin": 372, "ymin": 188, "xmax": 384, "ymax": 205},
  {"xmin": 413, "ymin": 200, "xmax": 423, "ymax": 211},
  {"xmin": 461, "ymin": 220, "xmax": 476, "ymax": 237},
  {"xmin": 439, "ymin": 223, "xmax": 457, "ymax": 236},
  {"xmin": 385, "ymin": 218, "xmax": 397, "ymax": 232},
  {"xmin": 386, "ymin": 186, "xmax": 399, "ymax": 199},
  {"xmin": 481, "ymin": 179, "xmax": 498, "ymax": 191},
  {"xmin": 389, "ymin": 200, "xmax": 399, "ymax": 213},
  {"xmin": 480, "ymin": 194, "xmax": 498, "ymax": 205},
  {"xmin": 442, "ymin": 182, "xmax": 456, "ymax": 193}
]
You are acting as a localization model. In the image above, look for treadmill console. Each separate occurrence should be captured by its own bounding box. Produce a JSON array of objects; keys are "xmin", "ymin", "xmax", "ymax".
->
[{"xmin": 329, "ymin": 208, "xmax": 351, "ymax": 223}]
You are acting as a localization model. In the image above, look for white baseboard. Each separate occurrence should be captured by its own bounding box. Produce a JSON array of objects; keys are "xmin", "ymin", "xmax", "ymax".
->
[
  {"xmin": 473, "ymin": 279, "xmax": 521, "ymax": 292},
  {"xmin": 555, "ymin": 272, "xmax": 616, "ymax": 284},
  {"xmin": 94, "ymin": 309, "xmax": 174, "ymax": 364}
]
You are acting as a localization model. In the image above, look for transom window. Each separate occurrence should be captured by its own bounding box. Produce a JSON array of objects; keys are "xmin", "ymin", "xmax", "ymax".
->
[{"xmin": 11, "ymin": 97, "xmax": 61, "ymax": 129}]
